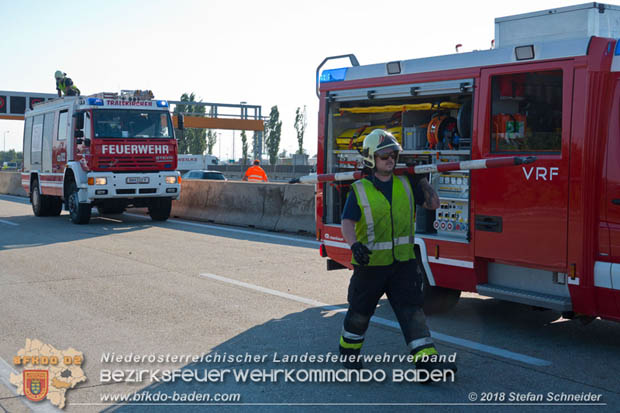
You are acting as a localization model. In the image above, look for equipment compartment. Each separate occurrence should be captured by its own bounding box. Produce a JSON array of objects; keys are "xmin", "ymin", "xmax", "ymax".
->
[{"xmin": 324, "ymin": 87, "xmax": 474, "ymax": 242}]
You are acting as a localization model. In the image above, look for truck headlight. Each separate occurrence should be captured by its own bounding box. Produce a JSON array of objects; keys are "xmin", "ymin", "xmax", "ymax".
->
[
  {"xmin": 88, "ymin": 177, "xmax": 107, "ymax": 185},
  {"xmin": 165, "ymin": 176, "xmax": 178, "ymax": 184}
]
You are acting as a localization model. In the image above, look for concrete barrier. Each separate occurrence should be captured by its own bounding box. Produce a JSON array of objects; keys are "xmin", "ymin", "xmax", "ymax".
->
[
  {"xmin": 172, "ymin": 180, "xmax": 316, "ymax": 234},
  {"xmin": 0, "ymin": 172, "xmax": 27, "ymax": 197},
  {"xmin": 0, "ymin": 172, "xmax": 316, "ymax": 235}
]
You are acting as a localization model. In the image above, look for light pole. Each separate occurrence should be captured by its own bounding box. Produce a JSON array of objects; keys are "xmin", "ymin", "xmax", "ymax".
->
[
  {"xmin": 238, "ymin": 102, "xmax": 247, "ymax": 164},
  {"xmin": 2, "ymin": 131, "xmax": 8, "ymax": 152}
]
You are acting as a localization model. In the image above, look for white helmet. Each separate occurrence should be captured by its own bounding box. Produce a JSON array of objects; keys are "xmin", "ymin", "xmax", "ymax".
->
[
  {"xmin": 54, "ymin": 70, "xmax": 64, "ymax": 80},
  {"xmin": 361, "ymin": 129, "xmax": 402, "ymax": 168}
]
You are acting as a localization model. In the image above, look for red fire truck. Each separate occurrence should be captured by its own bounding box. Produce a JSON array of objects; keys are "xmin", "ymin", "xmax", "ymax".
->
[
  {"xmin": 315, "ymin": 3, "xmax": 620, "ymax": 322},
  {"xmin": 21, "ymin": 90, "xmax": 181, "ymax": 224}
]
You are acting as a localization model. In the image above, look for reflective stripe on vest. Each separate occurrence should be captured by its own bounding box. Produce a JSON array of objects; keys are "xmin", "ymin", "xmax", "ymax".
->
[
  {"xmin": 351, "ymin": 176, "xmax": 415, "ymax": 266},
  {"xmin": 57, "ymin": 80, "xmax": 67, "ymax": 93},
  {"xmin": 245, "ymin": 166, "xmax": 267, "ymax": 182}
]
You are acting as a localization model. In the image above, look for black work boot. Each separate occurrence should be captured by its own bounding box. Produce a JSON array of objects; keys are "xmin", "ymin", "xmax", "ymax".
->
[
  {"xmin": 339, "ymin": 346, "xmax": 363, "ymax": 370},
  {"xmin": 412, "ymin": 347, "xmax": 457, "ymax": 383}
]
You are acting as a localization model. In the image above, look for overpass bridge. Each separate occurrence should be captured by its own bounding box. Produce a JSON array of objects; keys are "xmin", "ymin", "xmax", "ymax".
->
[{"xmin": 0, "ymin": 89, "xmax": 264, "ymax": 131}]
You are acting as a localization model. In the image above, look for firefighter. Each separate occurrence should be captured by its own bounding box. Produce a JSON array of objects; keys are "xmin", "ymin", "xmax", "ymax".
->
[
  {"xmin": 338, "ymin": 129, "xmax": 457, "ymax": 378},
  {"xmin": 54, "ymin": 70, "xmax": 81, "ymax": 97},
  {"xmin": 242, "ymin": 159, "xmax": 268, "ymax": 182}
]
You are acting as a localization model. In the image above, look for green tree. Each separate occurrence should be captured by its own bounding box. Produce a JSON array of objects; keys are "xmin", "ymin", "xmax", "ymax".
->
[
  {"xmin": 173, "ymin": 93, "xmax": 206, "ymax": 154},
  {"xmin": 251, "ymin": 131, "xmax": 261, "ymax": 160},
  {"xmin": 264, "ymin": 105, "xmax": 282, "ymax": 165},
  {"xmin": 240, "ymin": 130, "xmax": 249, "ymax": 165},
  {"xmin": 294, "ymin": 105, "xmax": 307, "ymax": 155},
  {"xmin": 0, "ymin": 150, "xmax": 22, "ymax": 166},
  {"xmin": 206, "ymin": 106, "xmax": 217, "ymax": 155},
  {"xmin": 206, "ymin": 130, "xmax": 217, "ymax": 155}
]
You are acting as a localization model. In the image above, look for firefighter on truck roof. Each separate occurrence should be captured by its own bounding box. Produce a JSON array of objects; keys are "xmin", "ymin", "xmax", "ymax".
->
[
  {"xmin": 338, "ymin": 129, "xmax": 457, "ymax": 378},
  {"xmin": 54, "ymin": 70, "xmax": 80, "ymax": 97}
]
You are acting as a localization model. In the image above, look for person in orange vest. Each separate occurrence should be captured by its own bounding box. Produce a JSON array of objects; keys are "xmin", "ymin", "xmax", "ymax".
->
[{"xmin": 243, "ymin": 159, "xmax": 268, "ymax": 182}]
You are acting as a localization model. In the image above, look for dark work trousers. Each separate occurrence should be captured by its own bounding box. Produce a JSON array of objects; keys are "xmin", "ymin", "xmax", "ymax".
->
[{"xmin": 343, "ymin": 258, "xmax": 431, "ymax": 347}]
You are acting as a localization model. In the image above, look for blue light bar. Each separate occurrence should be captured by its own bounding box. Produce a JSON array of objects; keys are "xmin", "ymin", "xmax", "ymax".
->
[
  {"xmin": 156, "ymin": 100, "xmax": 169, "ymax": 107},
  {"xmin": 320, "ymin": 68, "xmax": 348, "ymax": 83},
  {"xmin": 87, "ymin": 97, "xmax": 104, "ymax": 106},
  {"xmin": 615, "ymin": 39, "xmax": 620, "ymax": 55}
]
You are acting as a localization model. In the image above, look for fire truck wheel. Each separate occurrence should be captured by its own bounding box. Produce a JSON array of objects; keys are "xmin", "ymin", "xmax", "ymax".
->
[
  {"xmin": 47, "ymin": 197, "xmax": 63, "ymax": 216},
  {"xmin": 30, "ymin": 178, "xmax": 56, "ymax": 217},
  {"xmin": 423, "ymin": 284, "xmax": 461, "ymax": 315},
  {"xmin": 31, "ymin": 178, "xmax": 52, "ymax": 217},
  {"xmin": 421, "ymin": 268, "xmax": 461, "ymax": 315},
  {"xmin": 148, "ymin": 198, "xmax": 171, "ymax": 221},
  {"xmin": 67, "ymin": 182, "xmax": 91, "ymax": 224}
]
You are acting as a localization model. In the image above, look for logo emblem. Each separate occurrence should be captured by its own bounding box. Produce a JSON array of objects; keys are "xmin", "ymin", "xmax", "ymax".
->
[{"xmin": 23, "ymin": 370, "xmax": 48, "ymax": 402}]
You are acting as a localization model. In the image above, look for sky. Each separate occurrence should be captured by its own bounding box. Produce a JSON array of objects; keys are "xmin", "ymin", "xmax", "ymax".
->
[{"xmin": 0, "ymin": 0, "xmax": 585, "ymax": 160}]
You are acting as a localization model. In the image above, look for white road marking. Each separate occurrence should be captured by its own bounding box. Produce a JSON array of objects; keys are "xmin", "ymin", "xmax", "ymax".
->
[
  {"xmin": 199, "ymin": 273, "xmax": 552, "ymax": 367},
  {"xmin": 0, "ymin": 219, "xmax": 19, "ymax": 226},
  {"xmin": 125, "ymin": 213, "xmax": 321, "ymax": 246},
  {"xmin": 0, "ymin": 357, "xmax": 61, "ymax": 412}
]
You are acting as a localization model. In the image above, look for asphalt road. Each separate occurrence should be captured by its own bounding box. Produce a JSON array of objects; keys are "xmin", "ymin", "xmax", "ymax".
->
[{"xmin": 0, "ymin": 194, "xmax": 619, "ymax": 413}]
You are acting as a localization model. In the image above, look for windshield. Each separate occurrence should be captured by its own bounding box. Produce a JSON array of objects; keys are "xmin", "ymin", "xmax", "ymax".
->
[
  {"xmin": 203, "ymin": 172, "xmax": 225, "ymax": 180},
  {"xmin": 92, "ymin": 109, "xmax": 173, "ymax": 139}
]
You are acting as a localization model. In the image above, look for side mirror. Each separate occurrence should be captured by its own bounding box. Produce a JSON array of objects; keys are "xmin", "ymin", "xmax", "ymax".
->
[
  {"xmin": 177, "ymin": 114, "xmax": 185, "ymax": 130},
  {"xmin": 75, "ymin": 130, "xmax": 84, "ymax": 138},
  {"xmin": 74, "ymin": 113, "xmax": 84, "ymax": 130},
  {"xmin": 85, "ymin": 138, "xmax": 91, "ymax": 147}
]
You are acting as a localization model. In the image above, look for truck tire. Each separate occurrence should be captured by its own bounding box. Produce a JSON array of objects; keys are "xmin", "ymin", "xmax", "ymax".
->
[
  {"xmin": 47, "ymin": 197, "xmax": 63, "ymax": 216},
  {"xmin": 67, "ymin": 182, "xmax": 91, "ymax": 224},
  {"xmin": 148, "ymin": 198, "xmax": 171, "ymax": 221},
  {"xmin": 417, "ymin": 261, "xmax": 461, "ymax": 315},
  {"xmin": 31, "ymin": 179, "xmax": 47, "ymax": 216}
]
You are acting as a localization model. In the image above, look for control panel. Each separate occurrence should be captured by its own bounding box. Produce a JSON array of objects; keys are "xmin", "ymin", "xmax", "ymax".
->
[
  {"xmin": 433, "ymin": 199, "xmax": 469, "ymax": 237},
  {"xmin": 433, "ymin": 171, "xmax": 470, "ymax": 239},
  {"xmin": 437, "ymin": 172, "xmax": 469, "ymax": 199}
]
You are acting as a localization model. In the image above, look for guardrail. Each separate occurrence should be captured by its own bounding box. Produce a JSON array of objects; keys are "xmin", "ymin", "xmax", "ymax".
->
[{"xmin": 0, "ymin": 172, "xmax": 316, "ymax": 235}]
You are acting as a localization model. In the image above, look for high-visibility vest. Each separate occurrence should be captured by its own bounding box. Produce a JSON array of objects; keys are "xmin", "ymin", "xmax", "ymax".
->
[
  {"xmin": 56, "ymin": 79, "xmax": 80, "ymax": 96},
  {"xmin": 351, "ymin": 176, "xmax": 416, "ymax": 266},
  {"xmin": 244, "ymin": 166, "xmax": 268, "ymax": 182}
]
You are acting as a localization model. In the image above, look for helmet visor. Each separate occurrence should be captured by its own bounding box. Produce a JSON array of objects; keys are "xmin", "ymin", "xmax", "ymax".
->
[{"xmin": 375, "ymin": 134, "xmax": 402, "ymax": 153}]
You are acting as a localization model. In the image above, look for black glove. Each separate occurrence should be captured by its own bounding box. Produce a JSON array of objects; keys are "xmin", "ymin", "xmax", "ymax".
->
[{"xmin": 351, "ymin": 242, "xmax": 372, "ymax": 265}]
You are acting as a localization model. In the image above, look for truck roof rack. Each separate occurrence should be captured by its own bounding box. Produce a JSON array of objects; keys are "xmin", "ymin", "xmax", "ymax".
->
[{"xmin": 86, "ymin": 90, "xmax": 155, "ymax": 101}]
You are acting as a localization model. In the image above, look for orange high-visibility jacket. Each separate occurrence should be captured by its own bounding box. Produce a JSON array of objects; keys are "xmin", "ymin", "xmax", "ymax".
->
[{"xmin": 244, "ymin": 165, "xmax": 268, "ymax": 182}]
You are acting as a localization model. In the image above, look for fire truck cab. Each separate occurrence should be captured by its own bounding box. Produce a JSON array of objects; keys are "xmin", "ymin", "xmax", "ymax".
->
[
  {"xmin": 316, "ymin": 3, "xmax": 620, "ymax": 322},
  {"xmin": 21, "ymin": 90, "xmax": 181, "ymax": 224}
]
